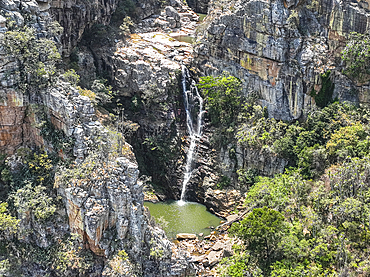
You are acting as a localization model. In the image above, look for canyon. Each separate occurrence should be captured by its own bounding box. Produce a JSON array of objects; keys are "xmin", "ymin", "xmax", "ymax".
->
[{"xmin": 1, "ymin": 0, "xmax": 370, "ymax": 275}]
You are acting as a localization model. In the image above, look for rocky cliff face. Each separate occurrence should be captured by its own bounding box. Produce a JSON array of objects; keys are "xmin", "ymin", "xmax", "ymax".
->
[
  {"xmin": 194, "ymin": 0, "xmax": 370, "ymax": 121},
  {"xmin": 0, "ymin": 0, "xmax": 194, "ymax": 275},
  {"xmin": 81, "ymin": 0, "xmax": 203, "ymax": 200},
  {"xmin": 50, "ymin": 0, "xmax": 119, "ymax": 56}
]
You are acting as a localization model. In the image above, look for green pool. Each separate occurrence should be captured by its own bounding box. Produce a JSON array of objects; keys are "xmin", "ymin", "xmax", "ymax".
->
[
  {"xmin": 144, "ymin": 200, "xmax": 221, "ymax": 239},
  {"xmin": 197, "ymin": 13, "xmax": 207, "ymax": 22}
]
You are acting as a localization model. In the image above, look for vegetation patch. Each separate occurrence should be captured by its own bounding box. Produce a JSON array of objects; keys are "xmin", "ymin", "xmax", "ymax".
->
[{"xmin": 310, "ymin": 70, "xmax": 334, "ymax": 108}]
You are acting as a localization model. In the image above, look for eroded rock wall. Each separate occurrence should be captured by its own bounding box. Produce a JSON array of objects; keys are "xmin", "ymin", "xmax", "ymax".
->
[
  {"xmin": 50, "ymin": 0, "xmax": 119, "ymax": 56},
  {"xmin": 186, "ymin": 0, "xmax": 209, "ymax": 13},
  {"xmin": 194, "ymin": 0, "xmax": 370, "ymax": 120},
  {"xmin": 0, "ymin": 0, "xmax": 192, "ymax": 275}
]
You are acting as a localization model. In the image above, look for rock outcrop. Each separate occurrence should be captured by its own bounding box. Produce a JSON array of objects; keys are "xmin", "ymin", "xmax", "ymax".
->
[
  {"xmin": 194, "ymin": 0, "xmax": 370, "ymax": 120},
  {"xmin": 0, "ymin": 1, "xmax": 55, "ymax": 155},
  {"xmin": 0, "ymin": 0, "xmax": 195, "ymax": 275},
  {"xmin": 50, "ymin": 0, "xmax": 119, "ymax": 56}
]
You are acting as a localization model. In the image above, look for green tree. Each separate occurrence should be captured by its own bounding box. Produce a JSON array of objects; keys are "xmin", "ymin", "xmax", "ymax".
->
[
  {"xmin": 229, "ymin": 207, "xmax": 287, "ymax": 273},
  {"xmin": 198, "ymin": 73, "xmax": 242, "ymax": 126}
]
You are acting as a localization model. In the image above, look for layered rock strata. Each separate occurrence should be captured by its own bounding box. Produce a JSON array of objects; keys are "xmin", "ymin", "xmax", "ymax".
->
[
  {"xmin": 0, "ymin": 0, "xmax": 194, "ymax": 275},
  {"xmin": 194, "ymin": 0, "xmax": 370, "ymax": 120}
]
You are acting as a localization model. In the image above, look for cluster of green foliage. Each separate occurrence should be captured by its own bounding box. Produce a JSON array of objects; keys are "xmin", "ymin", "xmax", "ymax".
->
[
  {"xmin": 0, "ymin": 148, "xmax": 91, "ymax": 275},
  {"xmin": 0, "ymin": 202, "xmax": 19, "ymax": 238},
  {"xmin": 221, "ymin": 158, "xmax": 370, "ymax": 276},
  {"xmin": 197, "ymin": 73, "xmax": 245, "ymax": 148},
  {"xmin": 0, "ymin": 148, "xmax": 56, "ymax": 195},
  {"xmin": 237, "ymin": 102, "xmax": 370, "ymax": 179},
  {"xmin": 0, "ymin": 232, "xmax": 93, "ymax": 276},
  {"xmin": 198, "ymin": 74, "xmax": 243, "ymax": 127},
  {"xmin": 310, "ymin": 70, "xmax": 335, "ymax": 108},
  {"xmin": 341, "ymin": 32, "xmax": 370, "ymax": 82},
  {"xmin": 0, "ymin": 149, "xmax": 57, "ymax": 224}
]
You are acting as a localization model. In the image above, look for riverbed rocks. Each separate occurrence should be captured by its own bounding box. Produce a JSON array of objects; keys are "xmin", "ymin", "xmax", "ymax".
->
[
  {"xmin": 177, "ymin": 233, "xmax": 197, "ymax": 240},
  {"xmin": 173, "ymin": 232, "xmax": 236, "ymax": 275}
]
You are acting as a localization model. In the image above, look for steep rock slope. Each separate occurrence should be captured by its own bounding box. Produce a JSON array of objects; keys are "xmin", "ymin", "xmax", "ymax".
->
[
  {"xmin": 0, "ymin": 0, "xmax": 194, "ymax": 275},
  {"xmin": 194, "ymin": 0, "xmax": 370, "ymax": 120}
]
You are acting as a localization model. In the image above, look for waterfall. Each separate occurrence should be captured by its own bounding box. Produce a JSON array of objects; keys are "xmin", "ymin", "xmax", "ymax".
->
[{"xmin": 179, "ymin": 65, "xmax": 204, "ymax": 204}]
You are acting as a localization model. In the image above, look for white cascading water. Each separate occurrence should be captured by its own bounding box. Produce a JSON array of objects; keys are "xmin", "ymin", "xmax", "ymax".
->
[{"xmin": 178, "ymin": 65, "xmax": 204, "ymax": 205}]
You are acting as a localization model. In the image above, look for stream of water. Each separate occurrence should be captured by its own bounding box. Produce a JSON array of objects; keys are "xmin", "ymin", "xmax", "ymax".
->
[
  {"xmin": 144, "ymin": 67, "xmax": 218, "ymax": 238},
  {"xmin": 179, "ymin": 65, "xmax": 204, "ymax": 203}
]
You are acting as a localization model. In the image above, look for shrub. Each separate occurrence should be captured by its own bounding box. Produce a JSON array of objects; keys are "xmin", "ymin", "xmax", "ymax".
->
[
  {"xmin": 0, "ymin": 202, "xmax": 19, "ymax": 237},
  {"xmin": 62, "ymin": 69, "xmax": 80, "ymax": 86},
  {"xmin": 198, "ymin": 73, "xmax": 242, "ymax": 127},
  {"xmin": 12, "ymin": 181, "xmax": 56, "ymax": 221}
]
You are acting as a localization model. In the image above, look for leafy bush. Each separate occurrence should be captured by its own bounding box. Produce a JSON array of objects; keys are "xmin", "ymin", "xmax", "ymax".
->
[
  {"xmin": 198, "ymin": 73, "xmax": 242, "ymax": 127},
  {"xmin": 62, "ymin": 69, "xmax": 80, "ymax": 86},
  {"xmin": 119, "ymin": 16, "xmax": 135, "ymax": 37},
  {"xmin": 77, "ymin": 87, "xmax": 96, "ymax": 103},
  {"xmin": 237, "ymin": 168, "xmax": 259, "ymax": 188},
  {"xmin": 12, "ymin": 181, "xmax": 56, "ymax": 221},
  {"xmin": 0, "ymin": 202, "xmax": 19, "ymax": 237},
  {"xmin": 326, "ymin": 122, "xmax": 370, "ymax": 160}
]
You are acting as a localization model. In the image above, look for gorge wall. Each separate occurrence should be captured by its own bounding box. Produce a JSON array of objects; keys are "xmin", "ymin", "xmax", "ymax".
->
[
  {"xmin": 194, "ymin": 0, "xmax": 370, "ymax": 121},
  {"xmin": 0, "ymin": 0, "xmax": 193, "ymax": 275},
  {"xmin": 2, "ymin": 0, "xmax": 370, "ymax": 274}
]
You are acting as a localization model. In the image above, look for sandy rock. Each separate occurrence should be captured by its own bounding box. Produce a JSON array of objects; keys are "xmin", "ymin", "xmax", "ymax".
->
[
  {"xmin": 177, "ymin": 233, "xmax": 197, "ymax": 240},
  {"xmin": 205, "ymin": 250, "xmax": 223, "ymax": 267},
  {"xmin": 223, "ymin": 241, "xmax": 234, "ymax": 257},
  {"xmin": 226, "ymin": 214, "xmax": 239, "ymax": 222},
  {"xmin": 211, "ymin": 241, "xmax": 224, "ymax": 251}
]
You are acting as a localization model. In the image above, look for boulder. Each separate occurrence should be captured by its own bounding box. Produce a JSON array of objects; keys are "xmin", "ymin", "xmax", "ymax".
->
[
  {"xmin": 205, "ymin": 250, "xmax": 223, "ymax": 267},
  {"xmin": 165, "ymin": 6, "xmax": 180, "ymax": 22},
  {"xmin": 211, "ymin": 241, "xmax": 224, "ymax": 251},
  {"xmin": 176, "ymin": 233, "xmax": 197, "ymax": 240}
]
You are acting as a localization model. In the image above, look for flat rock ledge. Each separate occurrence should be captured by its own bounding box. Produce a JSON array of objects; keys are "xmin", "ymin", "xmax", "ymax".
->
[{"xmin": 176, "ymin": 233, "xmax": 197, "ymax": 240}]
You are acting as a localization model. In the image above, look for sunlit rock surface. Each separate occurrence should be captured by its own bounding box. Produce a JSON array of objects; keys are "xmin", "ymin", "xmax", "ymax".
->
[{"xmin": 194, "ymin": 0, "xmax": 370, "ymax": 120}]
